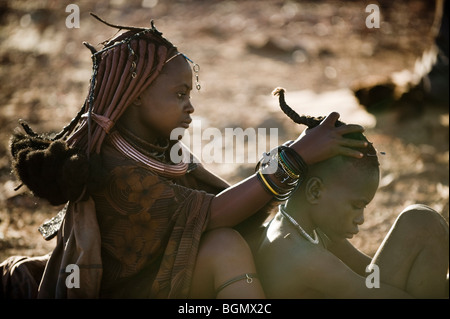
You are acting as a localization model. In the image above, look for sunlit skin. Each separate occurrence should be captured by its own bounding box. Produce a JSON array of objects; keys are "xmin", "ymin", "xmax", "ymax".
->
[
  {"xmin": 257, "ymin": 155, "xmax": 449, "ymax": 298},
  {"xmin": 257, "ymin": 157, "xmax": 384, "ymax": 298},
  {"xmin": 285, "ymin": 157, "xmax": 379, "ymax": 242}
]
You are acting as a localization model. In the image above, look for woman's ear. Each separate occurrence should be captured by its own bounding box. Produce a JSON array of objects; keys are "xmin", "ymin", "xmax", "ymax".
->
[
  {"xmin": 133, "ymin": 96, "xmax": 142, "ymax": 106},
  {"xmin": 305, "ymin": 177, "xmax": 323, "ymax": 204}
]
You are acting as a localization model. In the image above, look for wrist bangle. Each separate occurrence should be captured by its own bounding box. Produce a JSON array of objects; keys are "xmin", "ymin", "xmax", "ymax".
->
[
  {"xmin": 257, "ymin": 171, "xmax": 295, "ymax": 201},
  {"xmin": 279, "ymin": 146, "xmax": 308, "ymax": 180},
  {"xmin": 257, "ymin": 170, "xmax": 279, "ymax": 197},
  {"xmin": 255, "ymin": 144, "xmax": 307, "ymax": 201},
  {"xmin": 277, "ymin": 152, "xmax": 300, "ymax": 180}
]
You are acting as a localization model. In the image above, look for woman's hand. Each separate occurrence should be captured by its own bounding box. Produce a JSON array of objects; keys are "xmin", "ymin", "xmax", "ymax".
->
[
  {"xmin": 208, "ymin": 112, "xmax": 367, "ymax": 229},
  {"xmin": 290, "ymin": 112, "xmax": 367, "ymax": 165}
]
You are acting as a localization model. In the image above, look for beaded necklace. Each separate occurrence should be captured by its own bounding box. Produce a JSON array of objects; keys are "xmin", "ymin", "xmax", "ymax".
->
[{"xmin": 279, "ymin": 204, "xmax": 319, "ymax": 245}]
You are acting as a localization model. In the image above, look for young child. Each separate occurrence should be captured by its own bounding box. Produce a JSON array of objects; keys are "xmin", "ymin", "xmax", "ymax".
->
[
  {"xmin": 255, "ymin": 89, "xmax": 449, "ymax": 298},
  {"xmin": 0, "ymin": 16, "xmax": 368, "ymax": 299}
]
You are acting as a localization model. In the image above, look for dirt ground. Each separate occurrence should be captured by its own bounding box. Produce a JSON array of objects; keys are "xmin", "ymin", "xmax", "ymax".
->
[{"xmin": 0, "ymin": 0, "xmax": 448, "ymax": 264}]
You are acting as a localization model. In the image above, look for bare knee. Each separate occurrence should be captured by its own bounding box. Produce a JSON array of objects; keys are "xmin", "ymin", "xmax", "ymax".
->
[{"xmin": 396, "ymin": 204, "xmax": 449, "ymax": 241}]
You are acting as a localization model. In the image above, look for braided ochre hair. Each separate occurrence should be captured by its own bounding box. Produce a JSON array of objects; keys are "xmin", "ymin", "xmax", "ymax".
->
[{"xmin": 10, "ymin": 15, "xmax": 178, "ymax": 205}]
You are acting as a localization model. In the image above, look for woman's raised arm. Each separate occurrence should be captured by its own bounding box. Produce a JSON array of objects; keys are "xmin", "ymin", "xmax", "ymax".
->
[{"xmin": 207, "ymin": 112, "xmax": 367, "ymax": 230}]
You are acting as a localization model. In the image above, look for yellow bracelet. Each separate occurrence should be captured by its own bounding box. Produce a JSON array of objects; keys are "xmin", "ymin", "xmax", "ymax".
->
[{"xmin": 258, "ymin": 171, "xmax": 280, "ymax": 196}]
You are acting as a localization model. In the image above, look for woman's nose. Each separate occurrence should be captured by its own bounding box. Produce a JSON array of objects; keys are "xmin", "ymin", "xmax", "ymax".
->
[{"xmin": 185, "ymin": 101, "xmax": 194, "ymax": 113}]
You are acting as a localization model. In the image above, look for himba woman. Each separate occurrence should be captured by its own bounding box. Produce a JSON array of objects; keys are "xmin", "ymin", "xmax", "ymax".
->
[{"xmin": 0, "ymin": 15, "xmax": 368, "ymax": 298}]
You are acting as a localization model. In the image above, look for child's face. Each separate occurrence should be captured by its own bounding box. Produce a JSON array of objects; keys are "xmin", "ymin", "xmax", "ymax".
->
[
  {"xmin": 312, "ymin": 164, "xmax": 379, "ymax": 241},
  {"xmin": 134, "ymin": 55, "xmax": 194, "ymax": 140}
]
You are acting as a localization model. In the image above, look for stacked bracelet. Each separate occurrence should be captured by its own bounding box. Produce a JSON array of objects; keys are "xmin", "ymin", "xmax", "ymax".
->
[
  {"xmin": 255, "ymin": 144, "xmax": 308, "ymax": 200},
  {"xmin": 256, "ymin": 170, "xmax": 294, "ymax": 200},
  {"xmin": 278, "ymin": 146, "xmax": 308, "ymax": 185}
]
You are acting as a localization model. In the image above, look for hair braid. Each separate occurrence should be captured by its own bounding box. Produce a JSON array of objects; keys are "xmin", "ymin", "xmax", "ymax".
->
[
  {"xmin": 272, "ymin": 87, "xmax": 379, "ymax": 169},
  {"xmin": 52, "ymin": 102, "xmax": 86, "ymax": 141},
  {"xmin": 272, "ymin": 87, "xmax": 329, "ymax": 128},
  {"xmin": 9, "ymin": 15, "xmax": 176, "ymax": 205}
]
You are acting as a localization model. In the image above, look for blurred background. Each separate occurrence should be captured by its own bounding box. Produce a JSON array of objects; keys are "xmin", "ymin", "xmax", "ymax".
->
[{"xmin": 0, "ymin": 0, "xmax": 448, "ymax": 260}]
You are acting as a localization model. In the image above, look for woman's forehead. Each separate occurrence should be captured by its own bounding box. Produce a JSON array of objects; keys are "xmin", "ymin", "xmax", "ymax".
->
[
  {"xmin": 162, "ymin": 55, "xmax": 192, "ymax": 75},
  {"xmin": 153, "ymin": 57, "xmax": 191, "ymax": 85}
]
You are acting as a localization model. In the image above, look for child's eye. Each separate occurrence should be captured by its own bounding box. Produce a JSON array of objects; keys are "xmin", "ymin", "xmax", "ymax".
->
[{"xmin": 352, "ymin": 203, "xmax": 367, "ymax": 210}]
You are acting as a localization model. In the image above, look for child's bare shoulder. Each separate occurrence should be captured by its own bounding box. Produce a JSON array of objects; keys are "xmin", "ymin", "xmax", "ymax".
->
[
  {"xmin": 257, "ymin": 220, "xmax": 337, "ymax": 297},
  {"xmin": 259, "ymin": 216, "xmax": 330, "ymax": 272}
]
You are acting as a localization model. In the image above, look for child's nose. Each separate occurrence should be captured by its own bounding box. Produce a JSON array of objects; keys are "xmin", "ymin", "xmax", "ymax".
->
[{"xmin": 353, "ymin": 213, "xmax": 365, "ymax": 225}]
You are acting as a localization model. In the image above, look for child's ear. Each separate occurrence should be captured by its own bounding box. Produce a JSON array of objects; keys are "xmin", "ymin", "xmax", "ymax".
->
[{"xmin": 305, "ymin": 177, "xmax": 323, "ymax": 204}]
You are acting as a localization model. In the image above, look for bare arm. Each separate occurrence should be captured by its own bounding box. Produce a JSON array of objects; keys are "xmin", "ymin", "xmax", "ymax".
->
[
  {"xmin": 301, "ymin": 249, "xmax": 413, "ymax": 299},
  {"xmin": 207, "ymin": 112, "xmax": 367, "ymax": 230},
  {"xmin": 327, "ymin": 239, "xmax": 372, "ymax": 276}
]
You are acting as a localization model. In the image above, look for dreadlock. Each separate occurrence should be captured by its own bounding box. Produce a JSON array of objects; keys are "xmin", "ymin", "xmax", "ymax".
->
[
  {"xmin": 10, "ymin": 14, "xmax": 179, "ymax": 205},
  {"xmin": 272, "ymin": 87, "xmax": 380, "ymax": 171}
]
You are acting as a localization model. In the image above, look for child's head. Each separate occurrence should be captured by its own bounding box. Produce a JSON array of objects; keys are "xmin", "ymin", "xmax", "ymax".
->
[
  {"xmin": 296, "ymin": 143, "xmax": 380, "ymax": 241},
  {"xmin": 274, "ymin": 88, "xmax": 380, "ymax": 240}
]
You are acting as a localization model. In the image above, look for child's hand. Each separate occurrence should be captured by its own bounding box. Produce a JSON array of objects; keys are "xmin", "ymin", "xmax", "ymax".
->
[{"xmin": 290, "ymin": 112, "xmax": 367, "ymax": 165}]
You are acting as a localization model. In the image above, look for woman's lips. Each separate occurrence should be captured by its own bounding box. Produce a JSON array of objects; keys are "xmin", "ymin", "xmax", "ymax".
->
[{"xmin": 180, "ymin": 118, "xmax": 192, "ymax": 128}]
